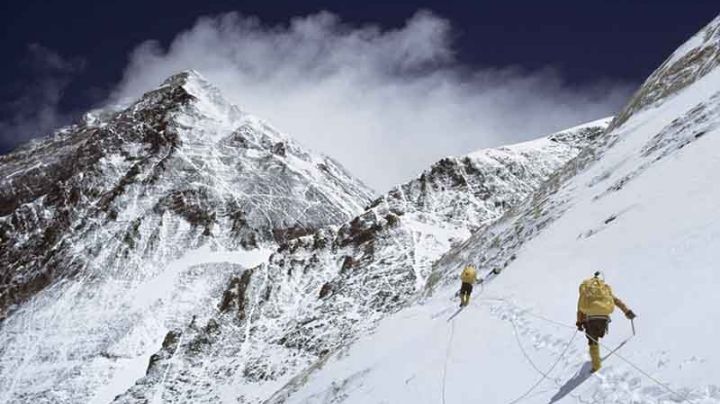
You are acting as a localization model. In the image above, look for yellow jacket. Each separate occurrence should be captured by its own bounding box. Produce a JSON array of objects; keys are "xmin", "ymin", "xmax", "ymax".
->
[{"xmin": 460, "ymin": 266, "xmax": 477, "ymax": 284}]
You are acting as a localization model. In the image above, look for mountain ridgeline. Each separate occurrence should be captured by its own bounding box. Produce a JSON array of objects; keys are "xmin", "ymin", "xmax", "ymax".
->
[
  {"xmin": 114, "ymin": 119, "xmax": 610, "ymax": 403},
  {"xmin": 1, "ymin": 12, "xmax": 719, "ymax": 404},
  {"xmin": 0, "ymin": 71, "xmax": 372, "ymax": 320},
  {"xmin": 0, "ymin": 71, "xmax": 373, "ymax": 402},
  {"xmin": 272, "ymin": 14, "xmax": 720, "ymax": 404}
]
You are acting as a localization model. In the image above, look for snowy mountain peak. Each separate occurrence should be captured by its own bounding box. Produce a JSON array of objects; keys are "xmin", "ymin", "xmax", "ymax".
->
[
  {"xmin": 161, "ymin": 70, "xmax": 246, "ymax": 125},
  {"xmin": 159, "ymin": 69, "xmax": 205, "ymax": 87},
  {"xmin": 0, "ymin": 70, "xmax": 374, "ymax": 402},
  {"xmin": 4, "ymin": 11, "xmax": 720, "ymax": 404},
  {"xmin": 106, "ymin": 117, "xmax": 610, "ymax": 403}
]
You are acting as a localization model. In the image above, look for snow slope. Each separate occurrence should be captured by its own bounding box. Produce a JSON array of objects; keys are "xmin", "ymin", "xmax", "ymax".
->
[
  {"xmin": 0, "ymin": 71, "xmax": 373, "ymax": 403},
  {"xmin": 611, "ymin": 14, "xmax": 720, "ymax": 128},
  {"xmin": 274, "ymin": 15, "xmax": 720, "ymax": 404},
  {"xmin": 110, "ymin": 117, "xmax": 609, "ymax": 403},
  {"xmin": 4, "ymin": 12, "xmax": 719, "ymax": 404}
]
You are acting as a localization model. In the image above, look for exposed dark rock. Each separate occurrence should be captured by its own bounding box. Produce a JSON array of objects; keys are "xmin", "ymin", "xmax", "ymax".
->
[
  {"xmin": 154, "ymin": 188, "xmax": 216, "ymax": 230},
  {"xmin": 0, "ymin": 73, "xmax": 198, "ymax": 316},
  {"xmin": 385, "ymin": 213, "xmax": 399, "ymax": 227},
  {"xmin": 147, "ymin": 329, "xmax": 182, "ymax": 373},
  {"xmin": 318, "ymin": 283, "xmax": 333, "ymax": 299},
  {"xmin": 272, "ymin": 142, "xmax": 287, "ymax": 156},
  {"xmin": 337, "ymin": 213, "xmax": 383, "ymax": 247},
  {"xmin": 273, "ymin": 225, "xmax": 314, "ymax": 245},
  {"xmin": 218, "ymin": 270, "xmax": 254, "ymax": 320},
  {"xmin": 341, "ymin": 256, "xmax": 355, "ymax": 272}
]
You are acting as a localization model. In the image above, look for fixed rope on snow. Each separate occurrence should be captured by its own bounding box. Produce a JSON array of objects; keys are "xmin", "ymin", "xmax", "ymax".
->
[
  {"xmin": 515, "ymin": 306, "xmax": 695, "ymax": 404},
  {"xmin": 584, "ymin": 327, "xmax": 695, "ymax": 404},
  {"xmin": 469, "ymin": 291, "xmax": 695, "ymax": 403},
  {"xmin": 441, "ymin": 317, "xmax": 456, "ymax": 404},
  {"xmin": 445, "ymin": 265, "xmax": 695, "ymax": 403},
  {"xmin": 506, "ymin": 318, "xmax": 578, "ymax": 404}
]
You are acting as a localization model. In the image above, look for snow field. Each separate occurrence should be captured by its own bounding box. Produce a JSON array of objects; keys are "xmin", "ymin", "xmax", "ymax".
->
[{"xmin": 278, "ymin": 51, "xmax": 720, "ymax": 404}]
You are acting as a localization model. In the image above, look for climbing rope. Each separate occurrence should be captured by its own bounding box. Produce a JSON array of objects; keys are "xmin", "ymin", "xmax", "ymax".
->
[
  {"xmin": 472, "ymin": 292, "xmax": 696, "ymax": 403},
  {"xmin": 506, "ymin": 317, "xmax": 578, "ymax": 404},
  {"xmin": 441, "ymin": 317, "xmax": 456, "ymax": 404},
  {"xmin": 438, "ymin": 265, "xmax": 698, "ymax": 404},
  {"xmin": 441, "ymin": 278, "xmax": 694, "ymax": 404},
  {"xmin": 584, "ymin": 332, "xmax": 696, "ymax": 404},
  {"xmin": 511, "ymin": 304, "xmax": 696, "ymax": 404},
  {"xmin": 608, "ymin": 350, "xmax": 695, "ymax": 403}
]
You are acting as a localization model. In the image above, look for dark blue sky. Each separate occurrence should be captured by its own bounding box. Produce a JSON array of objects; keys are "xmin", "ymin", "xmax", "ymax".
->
[{"xmin": 1, "ymin": 0, "xmax": 718, "ymax": 153}]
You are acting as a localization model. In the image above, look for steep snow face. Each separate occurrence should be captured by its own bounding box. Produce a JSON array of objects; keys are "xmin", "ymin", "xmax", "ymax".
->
[
  {"xmin": 0, "ymin": 71, "xmax": 372, "ymax": 403},
  {"xmin": 111, "ymin": 119, "xmax": 610, "ymax": 403},
  {"xmin": 612, "ymin": 14, "xmax": 720, "ymax": 128},
  {"xmin": 276, "ymin": 17, "xmax": 720, "ymax": 404}
]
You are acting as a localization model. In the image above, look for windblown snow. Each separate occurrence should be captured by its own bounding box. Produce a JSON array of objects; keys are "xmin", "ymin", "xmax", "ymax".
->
[
  {"xmin": 1, "ymin": 12, "xmax": 719, "ymax": 404},
  {"xmin": 0, "ymin": 71, "xmax": 373, "ymax": 403},
  {"xmin": 273, "ymin": 14, "xmax": 720, "ymax": 404}
]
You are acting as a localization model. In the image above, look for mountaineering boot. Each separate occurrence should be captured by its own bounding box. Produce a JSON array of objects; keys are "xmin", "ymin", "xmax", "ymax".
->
[{"xmin": 589, "ymin": 345, "xmax": 601, "ymax": 372}]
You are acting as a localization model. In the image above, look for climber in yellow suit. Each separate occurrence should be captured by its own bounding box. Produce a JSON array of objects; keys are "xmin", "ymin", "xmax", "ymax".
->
[
  {"xmin": 576, "ymin": 272, "xmax": 636, "ymax": 372},
  {"xmin": 459, "ymin": 265, "xmax": 479, "ymax": 307}
]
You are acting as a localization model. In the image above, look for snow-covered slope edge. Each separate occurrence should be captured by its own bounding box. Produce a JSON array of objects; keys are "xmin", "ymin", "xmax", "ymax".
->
[
  {"xmin": 113, "ymin": 118, "xmax": 611, "ymax": 403},
  {"xmin": 0, "ymin": 71, "xmax": 373, "ymax": 403},
  {"xmin": 611, "ymin": 14, "xmax": 720, "ymax": 128},
  {"xmin": 278, "ymin": 15, "xmax": 720, "ymax": 404}
]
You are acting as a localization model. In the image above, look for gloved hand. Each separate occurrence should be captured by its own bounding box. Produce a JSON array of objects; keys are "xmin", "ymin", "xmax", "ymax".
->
[
  {"xmin": 576, "ymin": 321, "xmax": 584, "ymax": 331},
  {"xmin": 625, "ymin": 310, "xmax": 636, "ymax": 320}
]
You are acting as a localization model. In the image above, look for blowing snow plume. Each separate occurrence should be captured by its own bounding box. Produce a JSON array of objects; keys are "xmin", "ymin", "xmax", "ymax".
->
[{"xmin": 111, "ymin": 11, "xmax": 632, "ymax": 192}]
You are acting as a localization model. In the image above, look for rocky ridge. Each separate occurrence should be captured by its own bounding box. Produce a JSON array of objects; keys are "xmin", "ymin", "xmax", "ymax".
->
[
  {"xmin": 0, "ymin": 71, "xmax": 372, "ymax": 403},
  {"xmin": 114, "ymin": 118, "xmax": 610, "ymax": 403}
]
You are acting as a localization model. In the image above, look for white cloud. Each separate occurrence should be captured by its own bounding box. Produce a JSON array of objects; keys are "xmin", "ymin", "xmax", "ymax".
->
[{"xmin": 110, "ymin": 11, "xmax": 633, "ymax": 192}]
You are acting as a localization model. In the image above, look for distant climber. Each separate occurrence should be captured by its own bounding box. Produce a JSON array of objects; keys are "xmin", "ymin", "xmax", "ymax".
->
[
  {"xmin": 459, "ymin": 265, "xmax": 479, "ymax": 307},
  {"xmin": 576, "ymin": 271, "xmax": 636, "ymax": 372}
]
